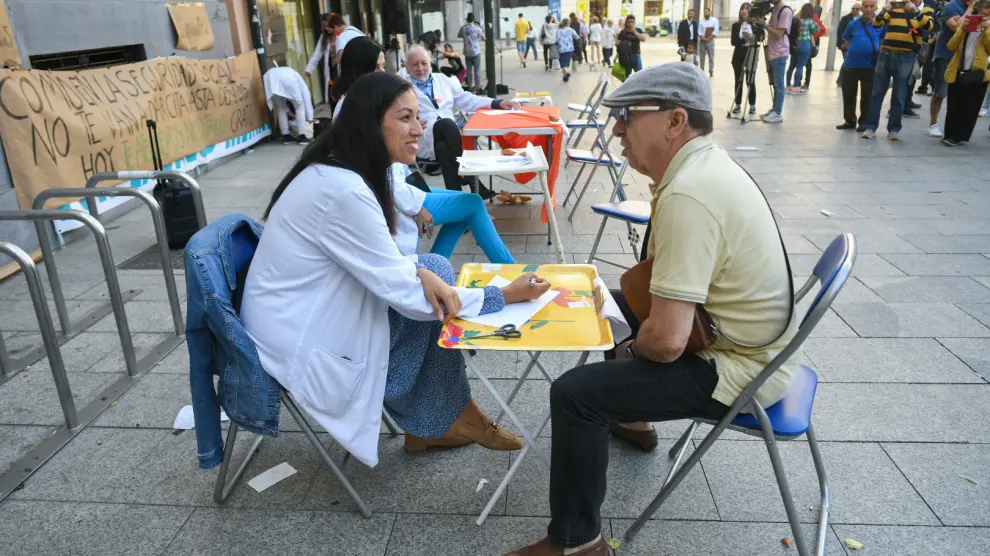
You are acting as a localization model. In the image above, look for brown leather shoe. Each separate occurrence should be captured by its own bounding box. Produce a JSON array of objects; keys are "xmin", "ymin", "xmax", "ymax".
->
[
  {"xmin": 608, "ymin": 422, "xmax": 659, "ymax": 452},
  {"xmin": 504, "ymin": 536, "xmax": 612, "ymax": 556},
  {"xmin": 404, "ymin": 418, "xmax": 523, "ymax": 452}
]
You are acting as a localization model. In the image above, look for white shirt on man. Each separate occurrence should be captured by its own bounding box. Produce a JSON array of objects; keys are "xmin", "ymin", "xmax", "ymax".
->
[{"xmin": 698, "ymin": 16, "xmax": 720, "ymax": 38}]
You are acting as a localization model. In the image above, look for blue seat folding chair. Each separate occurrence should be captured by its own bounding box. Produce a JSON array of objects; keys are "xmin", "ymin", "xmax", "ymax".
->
[
  {"xmin": 210, "ymin": 221, "xmax": 400, "ymax": 517},
  {"xmin": 624, "ymin": 233, "xmax": 858, "ymax": 556}
]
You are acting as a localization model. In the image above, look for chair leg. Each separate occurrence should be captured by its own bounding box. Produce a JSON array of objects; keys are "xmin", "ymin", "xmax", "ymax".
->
[
  {"xmin": 625, "ymin": 427, "xmax": 719, "ymax": 541},
  {"xmin": 561, "ymin": 165, "xmax": 587, "ymax": 208},
  {"xmin": 495, "ymin": 351, "xmax": 541, "ymax": 423},
  {"xmin": 661, "ymin": 421, "xmax": 699, "ymax": 492},
  {"xmin": 753, "ymin": 403, "xmax": 811, "ymax": 556},
  {"xmin": 382, "ymin": 410, "xmax": 400, "ymax": 437},
  {"xmin": 567, "ymin": 166, "xmax": 604, "ymax": 223},
  {"xmin": 668, "ymin": 421, "xmax": 698, "ymax": 460},
  {"xmin": 807, "ymin": 423, "xmax": 830, "ymax": 556},
  {"xmin": 586, "ymin": 216, "xmax": 609, "ymax": 265},
  {"xmin": 282, "ymin": 392, "xmax": 373, "ymax": 518},
  {"xmin": 213, "ymin": 422, "xmax": 266, "ymax": 504}
]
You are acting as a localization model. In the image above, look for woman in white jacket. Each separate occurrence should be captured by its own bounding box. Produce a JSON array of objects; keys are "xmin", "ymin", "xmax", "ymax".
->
[{"xmin": 242, "ymin": 73, "xmax": 549, "ymax": 466}]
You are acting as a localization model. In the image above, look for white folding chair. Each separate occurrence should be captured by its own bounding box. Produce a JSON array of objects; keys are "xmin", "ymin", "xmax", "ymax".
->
[
  {"xmin": 624, "ymin": 234, "xmax": 858, "ymax": 556},
  {"xmin": 565, "ymin": 72, "xmax": 607, "ymax": 119}
]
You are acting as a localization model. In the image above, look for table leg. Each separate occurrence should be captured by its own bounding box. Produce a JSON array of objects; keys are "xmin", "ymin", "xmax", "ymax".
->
[
  {"xmin": 477, "ymin": 407, "xmax": 552, "ymax": 526},
  {"xmin": 541, "ymin": 171, "xmax": 566, "ymax": 264}
]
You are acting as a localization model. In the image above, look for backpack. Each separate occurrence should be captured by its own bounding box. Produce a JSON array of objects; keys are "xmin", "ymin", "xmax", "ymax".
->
[{"xmin": 787, "ymin": 8, "xmax": 801, "ymax": 51}]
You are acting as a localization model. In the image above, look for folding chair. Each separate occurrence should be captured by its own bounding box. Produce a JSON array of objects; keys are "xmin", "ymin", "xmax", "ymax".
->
[
  {"xmin": 566, "ymin": 72, "xmax": 607, "ymax": 119},
  {"xmin": 564, "ymin": 81, "xmax": 611, "ymax": 156},
  {"xmin": 624, "ymin": 233, "xmax": 858, "ymax": 556},
  {"xmin": 585, "ymin": 169, "xmax": 651, "ymax": 270},
  {"xmin": 210, "ymin": 226, "xmax": 400, "ymax": 517}
]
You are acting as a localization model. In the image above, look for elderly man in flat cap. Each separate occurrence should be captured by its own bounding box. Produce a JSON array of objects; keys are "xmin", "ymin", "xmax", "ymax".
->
[{"xmin": 505, "ymin": 63, "xmax": 798, "ymax": 556}]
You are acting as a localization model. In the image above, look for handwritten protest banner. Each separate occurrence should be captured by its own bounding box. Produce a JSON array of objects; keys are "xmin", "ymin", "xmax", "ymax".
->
[
  {"xmin": 167, "ymin": 2, "xmax": 215, "ymax": 52},
  {"xmin": 0, "ymin": 0, "xmax": 21, "ymax": 67},
  {"xmin": 0, "ymin": 52, "xmax": 268, "ymax": 209}
]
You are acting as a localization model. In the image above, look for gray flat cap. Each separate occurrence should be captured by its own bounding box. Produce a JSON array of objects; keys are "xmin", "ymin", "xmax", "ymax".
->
[{"xmin": 602, "ymin": 62, "xmax": 712, "ymax": 112}]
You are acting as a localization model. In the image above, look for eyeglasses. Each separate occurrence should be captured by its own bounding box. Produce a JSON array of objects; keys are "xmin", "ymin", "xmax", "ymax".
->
[{"xmin": 609, "ymin": 105, "xmax": 679, "ymax": 125}]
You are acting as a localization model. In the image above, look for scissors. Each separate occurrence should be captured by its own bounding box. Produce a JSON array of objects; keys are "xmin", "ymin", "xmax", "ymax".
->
[{"xmin": 472, "ymin": 324, "xmax": 522, "ymax": 340}]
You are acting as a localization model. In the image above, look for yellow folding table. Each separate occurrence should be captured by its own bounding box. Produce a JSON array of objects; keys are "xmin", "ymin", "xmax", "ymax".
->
[{"xmin": 439, "ymin": 262, "xmax": 616, "ymax": 525}]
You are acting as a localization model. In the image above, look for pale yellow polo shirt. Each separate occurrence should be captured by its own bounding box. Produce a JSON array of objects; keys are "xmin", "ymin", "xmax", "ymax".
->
[{"xmin": 646, "ymin": 135, "xmax": 799, "ymax": 409}]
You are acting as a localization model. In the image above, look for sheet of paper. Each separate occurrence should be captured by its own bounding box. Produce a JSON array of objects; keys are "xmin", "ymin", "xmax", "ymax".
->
[
  {"xmin": 457, "ymin": 151, "xmax": 533, "ymax": 172},
  {"xmin": 173, "ymin": 404, "xmax": 228, "ymax": 430},
  {"xmin": 458, "ymin": 275, "xmax": 559, "ymax": 329},
  {"xmin": 594, "ymin": 277, "xmax": 631, "ymax": 341},
  {"xmin": 248, "ymin": 462, "xmax": 298, "ymax": 492}
]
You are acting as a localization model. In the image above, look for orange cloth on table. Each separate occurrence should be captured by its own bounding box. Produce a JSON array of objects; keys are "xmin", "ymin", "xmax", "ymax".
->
[{"xmin": 460, "ymin": 106, "xmax": 564, "ymax": 224}]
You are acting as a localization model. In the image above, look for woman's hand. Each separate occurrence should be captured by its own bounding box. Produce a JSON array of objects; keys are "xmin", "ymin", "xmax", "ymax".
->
[
  {"xmin": 416, "ymin": 207, "xmax": 434, "ymax": 238},
  {"xmin": 500, "ymin": 273, "xmax": 551, "ymax": 304},
  {"xmin": 418, "ymin": 268, "xmax": 461, "ymax": 322}
]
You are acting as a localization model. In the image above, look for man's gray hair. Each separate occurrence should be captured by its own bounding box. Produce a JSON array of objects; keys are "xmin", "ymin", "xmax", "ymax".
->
[{"xmin": 407, "ymin": 45, "xmax": 431, "ymax": 61}]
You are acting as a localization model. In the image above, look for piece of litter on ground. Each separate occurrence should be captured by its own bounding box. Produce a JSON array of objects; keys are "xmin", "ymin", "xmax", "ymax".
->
[
  {"xmin": 173, "ymin": 405, "xmax": 196, "ymax": 430},
  {"xmin": 475, "ymin": 478, "xmax": 489, "ymax": 492},
  {"xmin": 735, "ymin": 146, "xmax": 759, "ymax": 151},
  {"xmin": 820, "ymin": 209, "xmax": 834, "ymax": 217},
  {"xmin": 843, "ymin": 538, "xmax": 864, "ymax": 550},
  {"xmin": 110, "ymin": 401, "xmax": 117, "ymax": 407},
  {"xmin": 959, "ymin": 475, "xmax": 979, "ymax": 485},
  {"xmin": 606, "ymin": 538, "xmax": 621, "ymax": 550},
  {"xmin": 781, "ymin": 537, "xmax": 792, "ymax": 548},
  {"xmin": 248, "ymin": 462, "xmax": 297, "ymax": 492}
]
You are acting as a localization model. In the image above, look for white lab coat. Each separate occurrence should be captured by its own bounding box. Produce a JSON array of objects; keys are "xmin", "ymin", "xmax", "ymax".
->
[
  {"xmin": 241, "ymin": 164, "xmax": 485, "ymax": 467},
  {"xmin": 263, "ymin": 67, "xmax": 314, "ymax": 123},
  {"xmin": 305, "ymin": 34, "xmax": 333, "ymax": 104},
  {"xmin": 397, "ymin": 69, "xmax": 495, "ymax": 161},
  {"xmin": 333, "ymin": 94, "xmax": 426, "ymax": 257}
]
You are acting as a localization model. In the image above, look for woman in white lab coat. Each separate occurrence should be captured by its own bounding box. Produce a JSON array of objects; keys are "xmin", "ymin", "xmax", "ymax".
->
[
  {"xmin": 399, "ymin": 46, "xmax": 522, "ymax": 191},
  {"xmin": 333, "ymin": 37, "xmax": 514, "ymax": 264},
  {"xmin": 241, "ymin": 72, "xmax": 549, "ymax": 467}
]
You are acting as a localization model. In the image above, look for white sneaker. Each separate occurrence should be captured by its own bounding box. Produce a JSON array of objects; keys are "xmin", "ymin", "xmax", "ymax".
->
[
  {"xmin": 762, "ymin": 112, "xmax": 783, "ymax": 123},
  {"xmin": 861, "ymin": 129, "xmax": 875, "ymax": 139},
  {"xmin": 888, "ymin": 131, "xmax": 900, "ymax": 140},
  {"xmin": 979, "ymin": 108, "xmax": 988, "ymax": 117},
  {"xmin": 762, "ymin": 108, "xmax": 776, "ymax": 118},
  {"xmin": 927, "ymin": 124, "xmax": 944, "ymax": 137}
]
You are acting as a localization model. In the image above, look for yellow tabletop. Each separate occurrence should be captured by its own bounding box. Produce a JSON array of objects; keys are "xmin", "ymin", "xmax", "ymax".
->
[{"xmin": 438, "ymin": 263, "xmax": 615, "ymax": 352}]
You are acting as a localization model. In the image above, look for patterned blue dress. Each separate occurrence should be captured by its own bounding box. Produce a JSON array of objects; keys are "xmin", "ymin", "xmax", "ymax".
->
[{"xmin": 384, "ymin": 254, "xmax": 504, "ymax": 439}]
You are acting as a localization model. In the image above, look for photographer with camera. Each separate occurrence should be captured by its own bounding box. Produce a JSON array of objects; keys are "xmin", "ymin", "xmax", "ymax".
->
[
  {"xmin": 754, "ymin": 0, "xmax": 794, "ymax": 123},
  {"xmin": 838, "ymin": 0, "xmax": 882, "ymax": 131},
  {"xmin": 731, "ymin": 3, "xmax": 762, "ymax": 115},
  {"xmin": 928, "ymin": 0, "xmax": 974, "ymax": 137}
]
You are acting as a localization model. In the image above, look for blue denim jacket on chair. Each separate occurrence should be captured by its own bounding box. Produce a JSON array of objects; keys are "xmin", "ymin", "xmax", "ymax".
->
[{"xmin": 185, "ymin": 212, "xmax": 281, "ymax": 469}]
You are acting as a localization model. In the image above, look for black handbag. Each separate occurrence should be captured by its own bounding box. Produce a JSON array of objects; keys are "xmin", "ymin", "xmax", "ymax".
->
[{"xmin": 956, "ymin": 33, "xmax": 986, "ymax": 85}]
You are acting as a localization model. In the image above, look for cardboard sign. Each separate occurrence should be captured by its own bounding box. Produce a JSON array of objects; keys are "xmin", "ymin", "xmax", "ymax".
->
[
  {"xmin": 0, "ymin": 52, "xmax": 268, "ymax": 209},
  {"xmin": 166, "ymin": 2, "xmax": 215, "ymax": 52},
  {"xmin": 0, "ymin": 0, "xmax": 21, "ymax": 67}
]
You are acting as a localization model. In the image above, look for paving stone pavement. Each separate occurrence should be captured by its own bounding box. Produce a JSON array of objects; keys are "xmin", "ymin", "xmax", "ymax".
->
[{"xmin": 0, "ymin": 37, "xmax": 988, "ymax": 555}]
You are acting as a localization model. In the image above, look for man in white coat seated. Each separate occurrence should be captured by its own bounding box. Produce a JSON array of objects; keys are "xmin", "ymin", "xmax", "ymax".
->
[
  {"xmin": 263, "ymin": 66, "xmax": 314, "ymax": 145},
  {"xmin": 399, "ymin": 46, "xmax": 523, "ymax": 192}
]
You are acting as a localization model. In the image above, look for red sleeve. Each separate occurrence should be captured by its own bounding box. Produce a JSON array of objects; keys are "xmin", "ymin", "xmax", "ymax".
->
[{"xmin": 814, "ymin": 15, "xmax": 826, "ymax": 38}]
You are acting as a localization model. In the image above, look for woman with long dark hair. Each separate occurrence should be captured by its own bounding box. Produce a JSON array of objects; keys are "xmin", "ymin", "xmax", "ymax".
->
[
  {"xmin": 243, "ymin": 73, "xmax": 547, "ymax": 465},
  {"xmin": 333, "ymin": 37, "xmax": 514, "ymax": 262},
  {"xmin": 730, "ymin": 3, "xmax": 759, "ymax": 116}
]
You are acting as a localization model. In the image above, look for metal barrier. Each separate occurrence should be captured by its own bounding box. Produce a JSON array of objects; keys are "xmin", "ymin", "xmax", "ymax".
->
[
  {"xmin": 32, "ymin": 188, "xmax": 183, "ymax": 337},
  {"xmin": 0, "ymin": 210, "xmax": 138, "ymax": 376},
  {"xmin": 0, "ymin": 241, "xmax": 79, "ymax": 429},
  {"xmin": 84, "ymin": 171, "xmax": 208, "ymax": 228}
]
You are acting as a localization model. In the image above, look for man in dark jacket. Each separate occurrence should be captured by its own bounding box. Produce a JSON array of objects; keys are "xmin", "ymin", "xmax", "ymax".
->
[
  {"xmin": 836, "ymin": 3, "xmax": 862, "ymax": 86},
  {"xmin": 677, "ymin": 9, "xmax": 699, "ymax": 65}
]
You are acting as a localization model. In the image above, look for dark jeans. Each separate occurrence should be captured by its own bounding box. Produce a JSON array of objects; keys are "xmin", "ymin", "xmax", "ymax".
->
[
  {"xmin": 864, "ymin": 51, "xmax": 915, "ymax": 132},
  {"xmin": 547, "ymin": 289, "xmax": 730, "ymax": 547},
  {"xmin": 842, "ymin": 67, "xmax": 875, "ymax": 126},
  {"xmin": 732, "ymin": 47, "xmax": 757, "ymax": 108},
  {"xmin": 433, "ymin": 118, "xmax": 464, "ymax": 191},
  {"xmin": 602, "ymin": 47, "xmax": 614, "ymax": 65},
  {"xmin": 543, "ymin": 44, "xmax": 552, "ymax": 68},
  {"xmin": 944, "ymin": 79, "xmax": 990, "ymax": 143}
]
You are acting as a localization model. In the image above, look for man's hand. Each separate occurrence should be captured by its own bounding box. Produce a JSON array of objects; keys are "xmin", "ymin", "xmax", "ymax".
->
[
  {"xmin": 500, "ymin": 100, "xmax": 523, "ymax": 110},
  {"xmin": 415, "ymin": 207, "xmax": 434, "ymax": 238},
  {"xmin": 304, "ymin": 71, "xmax": 312, "ymax": 78}
]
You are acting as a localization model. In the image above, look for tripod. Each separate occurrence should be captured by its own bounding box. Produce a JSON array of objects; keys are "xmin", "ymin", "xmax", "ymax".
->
[{"xmin": 727, "ymin": 40, "xmax": 769, "ymax": 124}]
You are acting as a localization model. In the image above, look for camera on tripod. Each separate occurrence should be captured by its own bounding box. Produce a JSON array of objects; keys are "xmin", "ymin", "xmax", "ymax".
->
[{"xmin": 748, "ymin": 0, "xmax": 775, "ymax": 19}]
